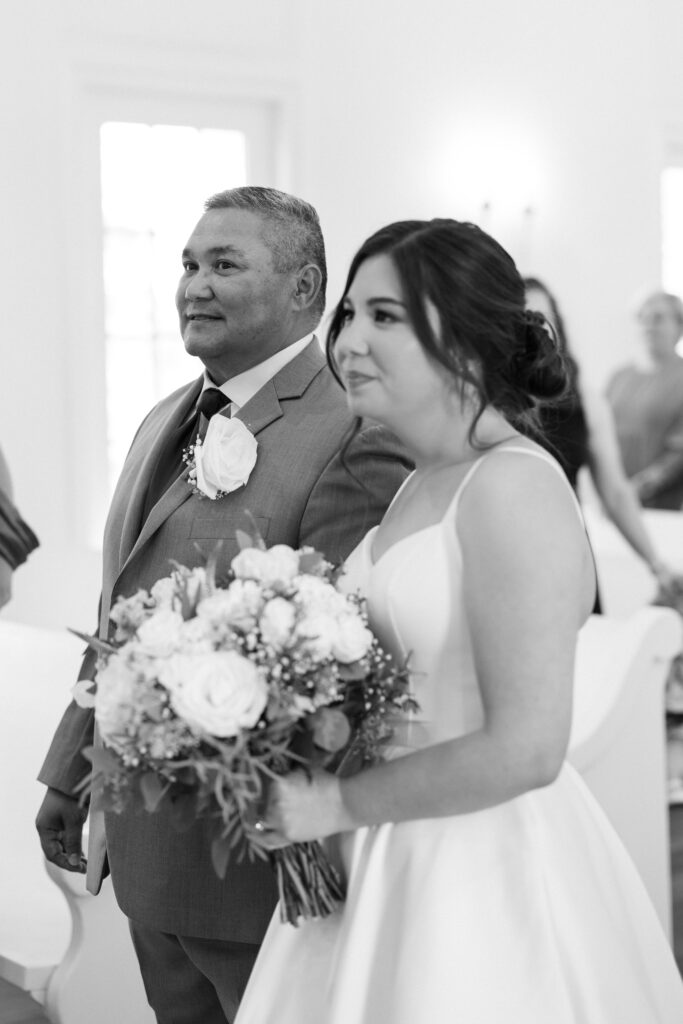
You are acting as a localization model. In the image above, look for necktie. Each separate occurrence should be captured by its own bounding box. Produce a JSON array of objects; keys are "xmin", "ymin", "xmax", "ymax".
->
[
  {"xmin": 197, "ymin": 387, "xmax": 229, "ymax": 435},
  {"xmin": 140, "ymin": 388, "xmax": 229, "ymax": 523}
]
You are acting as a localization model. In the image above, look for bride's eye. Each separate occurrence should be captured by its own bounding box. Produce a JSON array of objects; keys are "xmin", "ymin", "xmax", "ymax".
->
[
  {"xmin": 373, "ymin": 308, "xmax": 397, "ymax": 324},
  {"xmin": 339, "ymin": 306, "xmax": 354, "ymax": 325}
]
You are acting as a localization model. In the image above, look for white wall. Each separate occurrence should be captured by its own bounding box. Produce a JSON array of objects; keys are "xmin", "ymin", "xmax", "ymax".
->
[{"xmin": 0, "ymin": 0, "xmax": 680, "ymax": 634}]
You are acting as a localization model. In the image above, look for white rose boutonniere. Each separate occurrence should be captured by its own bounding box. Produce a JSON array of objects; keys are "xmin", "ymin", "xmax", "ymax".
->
[{"xmin": 184, "ymin": 416, "xmax": 258, "ymax": 500}]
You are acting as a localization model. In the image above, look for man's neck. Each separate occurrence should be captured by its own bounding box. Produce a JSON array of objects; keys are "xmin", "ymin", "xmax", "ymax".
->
[{"xmin": 202, "ymin": 332, "xmax": 317, "ymax": 409}]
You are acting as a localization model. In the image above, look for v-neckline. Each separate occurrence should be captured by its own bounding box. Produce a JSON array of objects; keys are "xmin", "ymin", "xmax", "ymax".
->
[{"xmin": 368, "ymin": 522, "xmax": 441, "ymax": 569}]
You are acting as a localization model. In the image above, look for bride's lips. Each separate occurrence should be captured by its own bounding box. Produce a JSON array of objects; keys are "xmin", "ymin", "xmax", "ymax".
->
[{"xmin": 344, "ymin": 371, "xmax": 375, "ymax": 388}]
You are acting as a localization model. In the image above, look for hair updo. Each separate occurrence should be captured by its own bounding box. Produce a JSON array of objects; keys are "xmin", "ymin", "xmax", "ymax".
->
[
  {"xmin": 327, "ymin": 219, "xmax": 568, "ymax": 442},
  {"xmin": 513, "ymin": 309, "xmax": 569, "ymax": 407}
]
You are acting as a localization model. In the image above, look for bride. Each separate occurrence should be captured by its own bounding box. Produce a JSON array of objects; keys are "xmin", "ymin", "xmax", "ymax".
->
[{"xmin": 234, "ymin": 218, "xmax": 683, "ymax": 1022}]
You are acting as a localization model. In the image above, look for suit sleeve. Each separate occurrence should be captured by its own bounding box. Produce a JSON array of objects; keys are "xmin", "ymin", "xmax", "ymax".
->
[
  {"xmin": 0, "ymin": 487, "xmax": 39, "ymax": 569},
  {"xmin": 299, "ymin": 423, "xmax": 412, "ymax": 564},
  {"xmin": 37, "ymin": 630, "xmax": 99, "ymax": 795}
]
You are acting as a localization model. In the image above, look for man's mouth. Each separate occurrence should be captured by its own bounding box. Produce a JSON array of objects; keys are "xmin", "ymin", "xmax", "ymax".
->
[{"xmin": 187, "ymin": 313, "xmax": 221, "ymax": 321}]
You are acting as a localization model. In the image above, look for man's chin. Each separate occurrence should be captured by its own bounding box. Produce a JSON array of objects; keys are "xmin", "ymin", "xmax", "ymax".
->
[{"xmin": 182, "ymin": 333, "xmax": 219, "ymax": 359}]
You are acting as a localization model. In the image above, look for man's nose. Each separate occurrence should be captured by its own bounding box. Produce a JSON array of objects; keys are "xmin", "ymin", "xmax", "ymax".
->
[{"xmin": 183, "ymin": 269, "xmax": 214, "ymax": 300}]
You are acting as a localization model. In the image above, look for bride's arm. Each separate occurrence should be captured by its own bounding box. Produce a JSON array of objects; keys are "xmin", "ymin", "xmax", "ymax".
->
[{"xmin": 265, "ymin": 454, "xmax": 594, "ymax": 841}]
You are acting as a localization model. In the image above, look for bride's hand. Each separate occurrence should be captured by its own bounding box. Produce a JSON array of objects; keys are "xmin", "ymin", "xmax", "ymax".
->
[{"xmin": 260, "ymin": 769, "xmax": 352, "ymax": 844}]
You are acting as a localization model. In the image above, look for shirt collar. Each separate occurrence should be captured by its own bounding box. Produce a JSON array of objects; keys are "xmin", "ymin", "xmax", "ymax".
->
[{"xmin": 201, "ymin": 333, "xmax": 316, "ymax": 411}]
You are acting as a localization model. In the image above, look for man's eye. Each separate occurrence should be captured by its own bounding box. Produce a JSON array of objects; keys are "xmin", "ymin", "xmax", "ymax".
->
[
  {"xmin": 215, "ymin": 260, "xmax": 235, "ymax": 271},
  {"xmin": 182, "ymin": 260, "xmax": 197, "ymax": 272}
]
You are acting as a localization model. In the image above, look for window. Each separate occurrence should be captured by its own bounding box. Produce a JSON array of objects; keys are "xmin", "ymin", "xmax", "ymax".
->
[{"xmin": 100, "ymin": 122, "xmax": 249, "ymax": 490}]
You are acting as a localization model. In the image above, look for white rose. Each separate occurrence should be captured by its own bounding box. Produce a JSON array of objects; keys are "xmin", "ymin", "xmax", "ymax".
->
[
  {"xmin": 94, "ymin": 657, "xmax": 139, "ymax": 741},
  {"xmin": 150, "ymin": 576, "xmax": 179, "ymax": 609},
  {"xmin": 157, "ymin": 653, "xmax": 199, "ymax": 693},
  {"xmin": 296, "ymin": 612, "xmax": 339, "ymax": 661},
  {"xmin": 261, "ymin": 546, "xmax": 300, "ymax": 587},
  {"xmin": 294, "ymin": 575, "xmax": 348, "ymax": 615},
  {"xmin": 136, "ymin": 608, "xmax": 184, "ymax": 657},
  {"xmin": 331, "ymin": 614, "xmax": 373, "ymax": 663},
  {"xmin": 167, "ymin": 651, "xmax": 268, "ymax": 737},
  {"xmin": 197, "ymin": 579, "xmax": 263, "ymax": 632},
  {"xmin": 259, "ymin": 597, "xmax": 296, "ymax": 649},
  {"xmin": 231, "ymin": 548, "xmax": 268, "ymax": 582},
  {"xmin": 194, "ymin": 417, "xmax": 257, "ymax": 499},
  {"xmin": 231, "ymin": 545, "xmax": 300, "ymax": 589}
]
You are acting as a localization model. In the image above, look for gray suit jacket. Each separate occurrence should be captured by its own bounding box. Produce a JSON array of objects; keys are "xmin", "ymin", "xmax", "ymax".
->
[{"xmin": 39, "ymin": 340, "xmax": 410, "ymax": 941}]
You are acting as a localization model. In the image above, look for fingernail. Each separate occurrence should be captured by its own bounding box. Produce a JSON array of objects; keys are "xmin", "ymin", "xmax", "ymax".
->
[{"xmin": 68, "ymin": 853, "xmax": 80, "ymax": 866}]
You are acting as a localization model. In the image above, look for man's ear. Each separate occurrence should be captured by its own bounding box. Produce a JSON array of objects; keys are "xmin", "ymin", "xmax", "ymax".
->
[{"xmin": 292, "ymin": 264, "xmax": 323, "ymax": 312}]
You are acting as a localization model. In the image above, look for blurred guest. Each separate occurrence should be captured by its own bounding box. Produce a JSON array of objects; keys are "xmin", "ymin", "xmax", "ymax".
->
[
  {"xmin": 0, "ymin": 444, "xmax": 39, "ymax": 609},
  {"xmin": 606, "ymin": 290, "xmax": 683, "ymax": 509},
  {"xmin": 524, "ymin": 279, "xmax": 674, "ymax": 600}
]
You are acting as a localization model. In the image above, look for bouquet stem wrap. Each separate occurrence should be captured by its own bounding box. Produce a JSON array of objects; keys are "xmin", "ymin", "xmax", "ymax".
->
[{"xmin": 272, "ymin": 841, "xmax": 345, "ymax": 925}]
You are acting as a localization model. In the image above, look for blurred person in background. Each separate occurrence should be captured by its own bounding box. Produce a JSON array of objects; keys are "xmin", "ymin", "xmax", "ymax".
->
[
  {"xmin": 524, "ymin": 278, "xmax": 674, "ymax": 606},
  {"xmin": 0, "ymin": 443, "xmax": 39, "ymax": 609},
  {"xmin": 606, "ymin": 290, "xmax": 683, "ymax": 510}
]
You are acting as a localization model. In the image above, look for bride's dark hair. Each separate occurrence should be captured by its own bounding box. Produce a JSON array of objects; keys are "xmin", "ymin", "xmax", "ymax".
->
[{"xmin": 326, "ymin": 218, "xmax": 568, "ymax": 445}]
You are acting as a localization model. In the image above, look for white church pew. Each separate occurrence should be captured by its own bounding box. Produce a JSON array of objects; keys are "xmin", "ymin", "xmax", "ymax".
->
[
  {"xmin": 0, "ymin": 618, "xmax": 153, "ymax": 1022},
  {"xmin": 569, "ymin": 606, "xmax": 682, "ymax": 938},
  {"xmin": 43, "ymin": 861, "xmax": 154, "ymax": 1024},
  {"xmin": 582, "ymin": 503, "xmax": 683, "ymax": 617}
]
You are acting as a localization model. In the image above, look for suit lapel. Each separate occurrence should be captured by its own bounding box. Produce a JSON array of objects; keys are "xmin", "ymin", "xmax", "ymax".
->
[
  {"xmin": 115, "ymin": 339, "xmax": 326, "ymax": 578},
  {"xmin": 117, "ymin": 378, "xmax": 202, "ymax": 570}
]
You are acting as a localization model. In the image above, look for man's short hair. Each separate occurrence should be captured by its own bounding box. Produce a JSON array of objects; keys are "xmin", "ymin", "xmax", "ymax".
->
[{"xmin": 204, "ymin": 186, "xmax": 327, "ymax": 318}]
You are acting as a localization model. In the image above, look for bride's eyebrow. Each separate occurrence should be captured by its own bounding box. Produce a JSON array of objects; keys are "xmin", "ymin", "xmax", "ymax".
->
[{"xmin": 368, "ymin": 297, "xmax": 406, "ymax": 308}]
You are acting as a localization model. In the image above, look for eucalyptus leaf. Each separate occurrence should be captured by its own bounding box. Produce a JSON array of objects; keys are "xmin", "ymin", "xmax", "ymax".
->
[
  {"xmin": 298, "ymin": 550, "xmax": 324, "ymax": 574},
  {"xmin": 139, "ymin": 772, "xmax": 166, "ymax": 813},
  {"xmin": 68, "ymin": 628, "xmax": 116, "ymax": 656},
  {"xmin": 211, "ymin": 834, "xmax": 233, "ymax": 879},
  {"xmin": 83, "ymin": 744, "xmax": 122, "ymax": 775},
  {"xmin": 235, "ymin": 529, "xmax": 256, "ymax": 551},
  {"xmin": 243, "ymin": 511, "xmax": 267, "ymax": 550}
]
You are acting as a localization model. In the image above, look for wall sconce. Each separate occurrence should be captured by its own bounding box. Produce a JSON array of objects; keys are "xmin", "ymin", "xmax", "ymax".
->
[{"xmin": 477, "ymin": 201, "xmax": 537, "ymax": 269}]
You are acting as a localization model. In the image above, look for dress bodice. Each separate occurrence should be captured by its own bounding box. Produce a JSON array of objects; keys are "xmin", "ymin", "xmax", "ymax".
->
[{"xmin": 342, "ymin": 446, "xmax": 577, "ymax": 751}]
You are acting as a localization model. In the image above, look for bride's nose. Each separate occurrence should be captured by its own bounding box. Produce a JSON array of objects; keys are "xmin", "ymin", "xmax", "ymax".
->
[{"xmin": 336, "ymin": 324, "xmax": 370, "ymax": 360}]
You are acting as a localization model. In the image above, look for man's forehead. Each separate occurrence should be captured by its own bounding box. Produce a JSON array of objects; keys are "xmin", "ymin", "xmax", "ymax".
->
[{"xmin": 184, "ymin": 207, "xmax": 271, "ymax": 255}]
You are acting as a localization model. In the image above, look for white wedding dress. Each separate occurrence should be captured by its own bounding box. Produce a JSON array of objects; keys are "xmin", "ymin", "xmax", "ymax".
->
[{"xmin": 235, "ymin": 448, "xmax": 683, "ymax": 1023}]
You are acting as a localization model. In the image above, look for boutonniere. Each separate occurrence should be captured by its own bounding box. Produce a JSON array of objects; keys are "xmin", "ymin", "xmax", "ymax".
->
[{"xmin": 183, "ymin": 416, "xmax": 258, "ymax": 500}]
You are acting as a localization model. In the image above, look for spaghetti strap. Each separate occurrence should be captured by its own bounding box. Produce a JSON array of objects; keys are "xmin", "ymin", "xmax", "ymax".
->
[{"xmin": 443, "ymin": 444, "xmax": 584, "ymax": 525}]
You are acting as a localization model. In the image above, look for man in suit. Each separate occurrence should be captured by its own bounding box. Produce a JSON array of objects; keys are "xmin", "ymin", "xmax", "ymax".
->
[{"xmin": 36, "ymin": 186, "xmax": 409, "ymax": 1023}]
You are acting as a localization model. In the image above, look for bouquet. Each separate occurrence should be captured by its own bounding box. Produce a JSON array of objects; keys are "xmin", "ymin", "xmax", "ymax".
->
[{"xmin": 73, "ymin": 530, "xmax": 415, "ymax": 925}]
